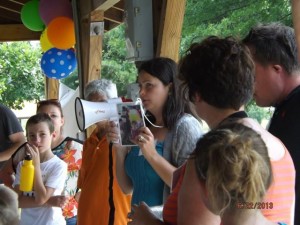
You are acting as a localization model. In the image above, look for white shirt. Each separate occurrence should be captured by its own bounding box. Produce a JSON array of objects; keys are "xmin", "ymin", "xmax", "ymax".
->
[{"xmin": 14, "ymin": 155, "xmax": 67, "ymax": 225}]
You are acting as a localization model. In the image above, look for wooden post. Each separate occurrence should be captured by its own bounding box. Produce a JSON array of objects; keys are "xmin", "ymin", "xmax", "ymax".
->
[
  {"xmin": 87, "ymin": 10, "xmax": 104, "ymax": 137},
  {"xmin": 88, "ymin": 10, "xmax": 104, "ymax": 83},
  {"xmin": 154, "ymin": 0, "xmax": 187, "ymax": 62},
  {"xmin": 73, "ymin": 0, "xmax": 105, "ymax": 137},
  {"xmin": 46, "ymin": 78, "xmax": 59, "ymax": 99}
]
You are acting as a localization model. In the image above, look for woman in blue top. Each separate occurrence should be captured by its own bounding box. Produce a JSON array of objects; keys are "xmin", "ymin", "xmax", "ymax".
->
[{"xmin": 108, "ymin": 57, "xmax": 203, "ymax": 207}]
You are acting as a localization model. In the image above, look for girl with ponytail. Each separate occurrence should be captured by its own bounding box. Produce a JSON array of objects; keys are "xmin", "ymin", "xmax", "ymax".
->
[{"xmin": 192, "ymin": 122, "xmax": 282, "ymax": 225}]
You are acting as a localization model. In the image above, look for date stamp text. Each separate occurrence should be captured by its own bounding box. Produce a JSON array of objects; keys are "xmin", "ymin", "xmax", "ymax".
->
[{"xmin": 236, "ymin": 202, "xmax": 273, "ymax": 209}]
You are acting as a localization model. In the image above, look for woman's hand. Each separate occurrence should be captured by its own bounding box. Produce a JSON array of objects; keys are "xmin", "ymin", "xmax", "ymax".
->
[
  {"xmin": 128, "ymin": 202, "xmax": 164, "ymax": 225},
  {"xmin": 135, "ymin": 127, "xmax": 156, "ymax": 159}
]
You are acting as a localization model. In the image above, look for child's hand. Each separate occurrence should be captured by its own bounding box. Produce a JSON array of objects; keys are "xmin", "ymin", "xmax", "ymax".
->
[
  {"xmin": 46, "ymin": 195, "xmax": 68, "ymax": 208},
  {"xmin": 25, "ymin": 143, "xmax": 40, "ymax": 166}
]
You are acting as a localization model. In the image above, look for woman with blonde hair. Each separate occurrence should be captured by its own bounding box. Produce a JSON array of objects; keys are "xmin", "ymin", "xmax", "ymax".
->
[{"xmin": 191, "ymin": 122, "xmax": 283, "ymax": 225}]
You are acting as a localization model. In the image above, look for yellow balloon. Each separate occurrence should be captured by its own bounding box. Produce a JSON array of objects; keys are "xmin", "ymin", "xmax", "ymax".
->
[{"xmin": 40, "ymin": 28, "xmax": 53, "ymax": 52}]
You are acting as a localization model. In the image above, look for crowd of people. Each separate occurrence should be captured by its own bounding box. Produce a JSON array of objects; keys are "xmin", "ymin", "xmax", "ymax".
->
[{"xmin": 1, "ymin": 3, "xmax": 300, "ymax": 225}]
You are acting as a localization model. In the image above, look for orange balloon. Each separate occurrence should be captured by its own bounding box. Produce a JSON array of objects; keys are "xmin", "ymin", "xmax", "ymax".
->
[{"xmin": 47, "ymin": 17, "xmax": 75, "ymax": 50}]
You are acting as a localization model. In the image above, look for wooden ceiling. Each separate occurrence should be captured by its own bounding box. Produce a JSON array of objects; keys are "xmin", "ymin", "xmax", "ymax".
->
[{"xmin": 0, "ymin": 0, "xmax": 124, "ymax": 42}]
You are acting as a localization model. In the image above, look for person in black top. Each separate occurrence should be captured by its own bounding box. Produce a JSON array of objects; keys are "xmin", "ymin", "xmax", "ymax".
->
[
  {"xmin": 0, "ymin": 103, "xmax": 26, "ymax": 180},
  {"xmin": 243, "ymin": 22, "xmax": 300, "ymax": 225},
  {"xmin": 0, "ymin": 104, "xmax": 26, "ymax": 163}
]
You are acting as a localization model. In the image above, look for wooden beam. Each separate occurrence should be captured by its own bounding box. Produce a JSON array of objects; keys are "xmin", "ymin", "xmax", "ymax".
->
[
  {"xmin": 79, "ymin": 0, "xmax": 120, "ymax": 17},
  {"xmin": 155, "ymin": 0, "xmax": 186, "ymax": 62},
  {"xmin": 0, "ymin": 7, "xmax": 20, "ymax": 19},
  {"xmin": 112, "ymin": 0, "xmax": 124, "ymax": 11},
  {"xmin": 0, "ymin": 24, "xmax": 41, "ymax": 42},
  {"xmin": 74, "ymin": 0, "xmax": 92, "ymax": 97},
  {"xmin": 104, "ymin": 7, "xmax": 123, "ymax": 24},
  {"xmin": 94, "ymin": 0, "xmax": 120, "ymax": 11},
  {"xmin": 104, "ymin": 20, "xmax": 120, "ymax": 32},
  {"xmin": 0, "ymin": 1, "xmax": 23, "ymax": 12},
  {"xmin": 152, "ymin": 0, "xmax": 163, "ymax": 56}
]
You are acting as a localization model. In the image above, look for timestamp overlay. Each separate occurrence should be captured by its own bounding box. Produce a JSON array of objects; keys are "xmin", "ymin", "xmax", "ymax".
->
[{"xmin": 236, "ymin": 202, "xmax": 273, "ymax": 209}]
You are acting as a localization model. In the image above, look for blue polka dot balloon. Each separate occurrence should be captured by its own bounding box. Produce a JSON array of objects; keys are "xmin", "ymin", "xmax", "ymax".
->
[{"xmin": 41, "ymin": 47, "xmax": 77, "ymax": 79}]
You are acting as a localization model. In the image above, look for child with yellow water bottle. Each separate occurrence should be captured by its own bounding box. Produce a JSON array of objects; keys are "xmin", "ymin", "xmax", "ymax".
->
[{"xmin": 13, "ymin": 113, "xmax": 67, "ymax": 225}]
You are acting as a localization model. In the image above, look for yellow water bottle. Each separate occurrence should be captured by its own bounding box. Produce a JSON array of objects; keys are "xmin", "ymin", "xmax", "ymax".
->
[{"xmin": 20, "ymin": 155, "xmax": 34, "ymax": 192}]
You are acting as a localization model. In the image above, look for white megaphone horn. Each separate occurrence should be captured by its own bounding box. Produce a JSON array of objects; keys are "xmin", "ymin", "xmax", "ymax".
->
[{"xmin": 75, "ymin": 97, "xmax": 122, "ymax": 131}]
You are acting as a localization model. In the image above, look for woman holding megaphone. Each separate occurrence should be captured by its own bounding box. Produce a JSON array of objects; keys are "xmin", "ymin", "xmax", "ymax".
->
[
  {"xmin": 107, "ymin": 57, "xmax": 204, "ymax": 213},
  {"xmin": 76, "ymin": 79, "xmax": 132, "ymax": 225}
]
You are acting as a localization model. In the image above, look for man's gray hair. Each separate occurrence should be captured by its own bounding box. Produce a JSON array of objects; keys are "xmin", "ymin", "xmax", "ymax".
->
[{"xmin": 84, "ymin": 79, "xmax": 118, "ymax": 100}]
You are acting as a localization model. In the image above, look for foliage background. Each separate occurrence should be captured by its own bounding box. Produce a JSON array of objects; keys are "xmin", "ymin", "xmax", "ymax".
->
[
  {"xmin": 0, "ymin": 0, "xmax": 292, "ymax": 122},
  {"xmin": 0, "ymin": 42, "xmax": 44, "ymax": 109}
]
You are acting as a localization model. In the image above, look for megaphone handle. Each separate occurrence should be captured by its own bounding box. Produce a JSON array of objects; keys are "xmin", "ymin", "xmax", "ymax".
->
[{"xmin": 109, "ymin": 117, "xmax": 121, "ymax": 144}]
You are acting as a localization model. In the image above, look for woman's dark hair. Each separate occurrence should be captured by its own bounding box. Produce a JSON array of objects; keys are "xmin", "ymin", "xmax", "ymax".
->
[
  {"xmin": 36, "ymin": 99, "xmax": 63, "ymax": 117},
  {"xmin": 138, "ymin": 57, "xmax": 197, "ymax": 130},
  {"xmin": 179, "ymin": 36, "xmax": 254, "ymax": 110}
]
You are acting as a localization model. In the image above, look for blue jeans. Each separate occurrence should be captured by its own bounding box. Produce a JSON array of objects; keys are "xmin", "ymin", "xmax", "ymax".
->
[{"xmin": 66, "ymin": 216, "xmax": 77, "ymax": 225}]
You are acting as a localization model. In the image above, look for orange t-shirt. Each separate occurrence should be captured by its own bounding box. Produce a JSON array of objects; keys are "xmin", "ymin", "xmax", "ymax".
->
[
  {"xmin": 163, "ymin": 165, "xmax": 186, "ymax": 225},
  {"xmin": 77, "ymin": 130, "xmax": 131, "ymax": 225},
  {"xmin": 262, "ymin": 146, "xmax": 295, "ymax": 224}
]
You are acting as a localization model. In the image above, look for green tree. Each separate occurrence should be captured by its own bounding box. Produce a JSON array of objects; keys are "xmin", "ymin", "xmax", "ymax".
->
[
  {"xmin": 0, "ymin": 42, "xmax": 44, "ymax": 109},
  {"xmin": 101, "ymin": 25, "xmax": 137, "ymax": 96},
  {"xmin": 245, "ymin": 100, "xmax": 273, "ymax": 124},
  {"xmin": 181, "ymin": 0, "xmax": 291, "ymax": 53}
]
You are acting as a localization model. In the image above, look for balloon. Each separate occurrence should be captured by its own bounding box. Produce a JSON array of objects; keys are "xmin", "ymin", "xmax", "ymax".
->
[
  {"xmin": 21, "ymin": 0, "xmax": 44, "ymax": 31},
  {"xmin": 47, "ymin": 17, "xmax": 75, "ymax": 50},
  {"xmin": 39, "ymin": 0, "xmax": 73, "ymax": 25},
  {"xmin": 40, "ymin": 28, "xmax": 54, "ymax": 52},
  {"xmin": 41, "ymin": 48, "xmax": 77, "ymax": 79}
]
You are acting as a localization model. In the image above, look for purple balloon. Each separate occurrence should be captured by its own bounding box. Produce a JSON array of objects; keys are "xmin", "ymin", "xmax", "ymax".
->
[{"xmin": 39, "ymin": 0, "xmax": 73, "ymax": 25}]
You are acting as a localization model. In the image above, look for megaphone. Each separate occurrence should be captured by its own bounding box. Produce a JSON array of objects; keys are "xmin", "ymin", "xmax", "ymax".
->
[{"xmin": 75, "ymin": 97, "xmax": 122, "ymax": 131}]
